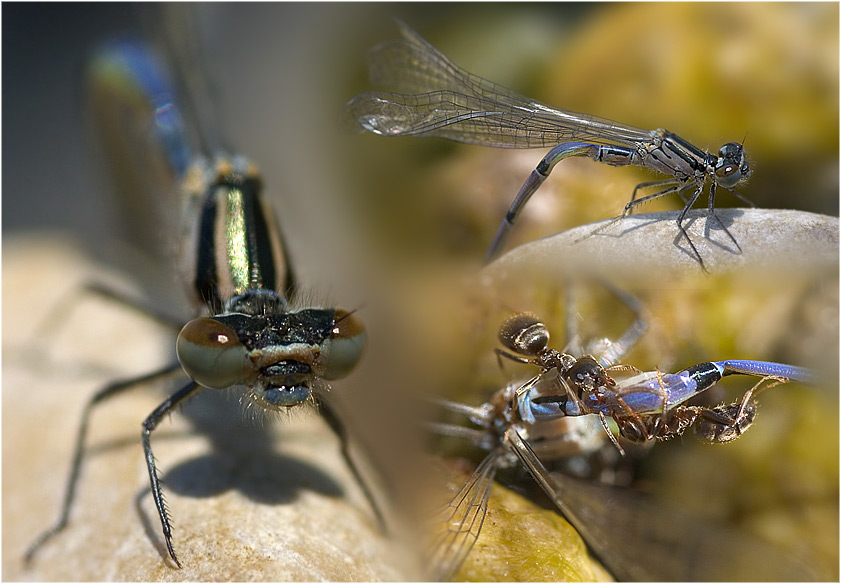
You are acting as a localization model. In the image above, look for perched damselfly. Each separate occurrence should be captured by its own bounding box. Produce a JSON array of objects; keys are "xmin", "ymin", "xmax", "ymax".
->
[
  {"xmin": 24, "ymin": 37, "xmax": 380, "ymax": 569},
  {"xmin": 345, "ymin": 23, "xmax": 753, "ymax": 269}
]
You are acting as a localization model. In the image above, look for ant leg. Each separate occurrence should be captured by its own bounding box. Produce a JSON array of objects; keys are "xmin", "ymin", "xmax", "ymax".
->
[
  {"xmin": 597, "ymin": 412, "xmax": 625, "ymax": 456},
  {"xmin": 494, "ymin": 347, "xmax": 533, "ymax": 367},
  {"xmin": 692, "ymin": 400, "xmax": 757, "ymax": 444},
  {"xmin": 693, "ymin": 375, "xmax": 786, "ymax": 444}
]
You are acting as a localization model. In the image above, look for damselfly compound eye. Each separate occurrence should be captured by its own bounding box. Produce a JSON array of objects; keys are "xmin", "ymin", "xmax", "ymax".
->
[
  {"xmin": 714, "ymin": 142, "xmax": 749, "ymax": 188},
  {"xmin": 176, "ymin": 317, "xmax": 250, "ymax": 389},
  {"xmin": 716, "ymin": 163, "xmax": 738, "ymax": 178},
  {"xmin": 322, "ymin": 309, "xmax": 367, "ymax": 380}
]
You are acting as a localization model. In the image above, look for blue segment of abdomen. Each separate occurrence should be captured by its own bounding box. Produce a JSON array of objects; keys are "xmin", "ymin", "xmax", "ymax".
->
[
  {"xmin": 717, "ymin": 360, "xmax": 817, "ymax": 384},
  {"xmin": 593, "ymin": 371, "xmax": 702, "ymax": 415},
  {"xmin": 91, "ymin": 39, "xmax": 192, "ymax": 177}
]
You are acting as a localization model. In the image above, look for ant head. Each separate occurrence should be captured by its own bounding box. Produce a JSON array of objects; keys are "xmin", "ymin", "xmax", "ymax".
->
[
  {"xmin": 499, "ymin": 313, "xmax": 549, "ymax": 357},
  {"xmin": 694, "ymin": 401, "xmax": 757, "ymax": 443}
]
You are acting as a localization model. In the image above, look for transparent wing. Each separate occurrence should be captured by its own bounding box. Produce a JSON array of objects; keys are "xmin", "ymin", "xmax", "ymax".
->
[
  {"xmin": 428, "ymin": 449, "xmax": 503, "ymax": 581},
  {"xmin": 505, "ymin": 429, "xmax": 817, "ymax": 581},
  {"xmin": 345, "ymin": 23, "xmax": 653, "ymax": 148}
]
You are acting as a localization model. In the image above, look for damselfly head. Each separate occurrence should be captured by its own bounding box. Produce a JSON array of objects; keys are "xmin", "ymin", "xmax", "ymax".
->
[
  {"xmin": 176, "ymin": 307, "xmax": 366, "ymax": 411},
  {"xmin": 714, "ymin": 142, "xmax": 751, "ymax": 188}
]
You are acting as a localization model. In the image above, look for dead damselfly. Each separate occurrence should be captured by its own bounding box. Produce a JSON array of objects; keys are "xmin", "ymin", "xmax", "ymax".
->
[{"xmin": 427, "ymin": 303, "xmax": 817, "ymax": 580}]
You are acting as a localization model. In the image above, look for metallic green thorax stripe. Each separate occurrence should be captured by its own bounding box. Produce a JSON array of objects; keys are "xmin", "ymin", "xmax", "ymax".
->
[
  {"xmin": 224, "ymin": 185, "xmax": 251, "ymax": 294},
  {"xmin": 192, "ymin": 159, "xmax": 291, "ymax": 312}
]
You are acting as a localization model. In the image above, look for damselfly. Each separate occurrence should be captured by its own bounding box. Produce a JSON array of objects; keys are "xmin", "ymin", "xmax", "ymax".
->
[
  {"xmin": 345, "ymin": 23, "xmax": 752, "ymax": 269},
  {"xmin": 24, "ymin": 38, "xmax": 378, "ymax": 569},
  {"xmin": 429, "ymin": 311, "xmax": 816, "ymax": 580}
]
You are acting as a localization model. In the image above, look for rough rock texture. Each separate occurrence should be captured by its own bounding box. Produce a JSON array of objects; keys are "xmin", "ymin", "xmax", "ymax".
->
[{"xmin": 485, "ymin": 209, "xmax": 838, "ymax": 281}]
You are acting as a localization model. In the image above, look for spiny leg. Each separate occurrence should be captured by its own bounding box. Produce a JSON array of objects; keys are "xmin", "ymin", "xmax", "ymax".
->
[
  {"xmin": 587, "ymin": 174, "xmax": 742, "ymax": 272},
  {"xmin": 81, "ymin": 281, "xmax": 187, "ymax": 331},
  {"xmin": 597, "ymin": 411, "xmax": 626, "ymax": 456},
  {"xmin": 626, "ymin": 178, "xmax": 683, "ymax": 215},
  {"xmin": 650, "ymin": 368, "xmax": 677, "ymax": 436},
  {"xmin": 604, "ymin": 364, "xmax": 644, "ymax": 376},
  {"xmin": 142, "ymin": 381, "xmax": 203, "ymax": 568},
  {"xmin": 725, "ymin": 185, "xmax": 755, "ymax": 208},
  {"xmin": 31, "ymin": 281, "xmax": 184, "ymax": 348},
  {"xmin": 583, "ymin": 179, "xmax": 682, "ymax": 242},
  {"xmin": 25, "ymin": 363, "xmax": 184, "ymax": 564}
]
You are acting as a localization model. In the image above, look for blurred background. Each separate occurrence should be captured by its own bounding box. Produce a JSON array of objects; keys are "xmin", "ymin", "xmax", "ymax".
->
[{"xmin": 4, "ymin": 3, "xmax": 838, "ymax": 581}]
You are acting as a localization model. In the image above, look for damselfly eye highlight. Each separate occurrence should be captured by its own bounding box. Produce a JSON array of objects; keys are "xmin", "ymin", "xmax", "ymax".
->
[
  {"xmin": 177, "ymin": 318, "xmax": 250, "ymax": 389},
  {"xmin": 716, "ymin": 163, "xmax": 738, "ymax": 178},
  {"xmin": 322, "ymin": 309, "xmax": 367, "ymax": 380}
]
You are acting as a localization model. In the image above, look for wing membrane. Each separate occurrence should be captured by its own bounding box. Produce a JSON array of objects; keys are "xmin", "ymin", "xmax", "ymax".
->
[
  {"xmin": 346, "ymin": 23, "xmax": 653, "ymax": 148},
  {"xmin": 428, "ymin": 449, "xmax": 502, "ymax": 581}
]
